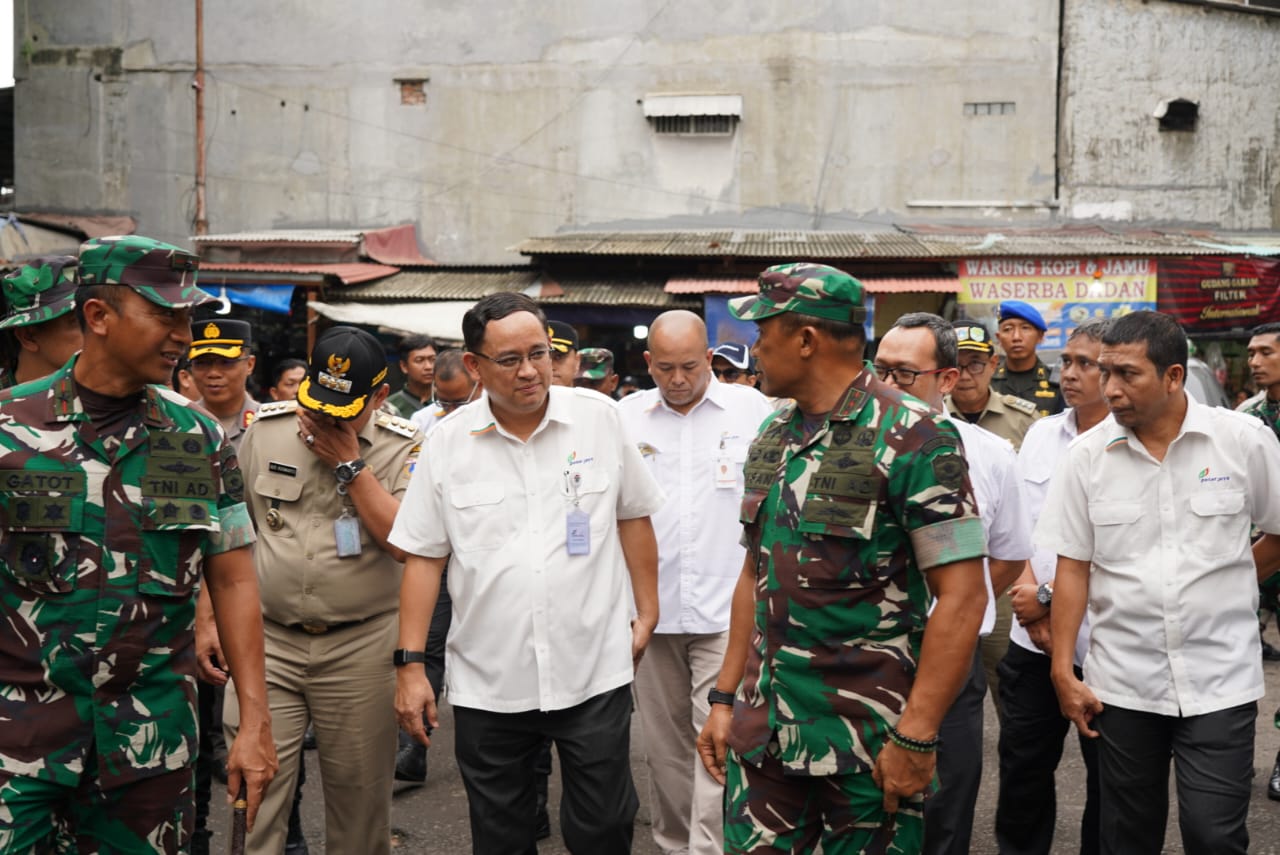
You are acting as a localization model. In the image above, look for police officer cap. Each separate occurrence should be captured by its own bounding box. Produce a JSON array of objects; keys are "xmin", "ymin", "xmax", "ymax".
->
[
  {"xmin": 998, "ymin": 300, "xmax": 1047, "ymax": 332},
  {"xmin": 547, "ymin": 320, "xmax": 579, "ymax": 354},
  {"xmin": 189, "ymin": 319, "xmax": 253, "ymax": 360},
  {"xmin": 729, "ymin": 263, "xmax": 866, "ymax": 326},
  {"xmin": 297, "ymin": 326, "xmax": 389, "ymax": 420}
]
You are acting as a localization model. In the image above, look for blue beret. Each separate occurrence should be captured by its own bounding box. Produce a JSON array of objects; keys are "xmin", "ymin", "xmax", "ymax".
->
[{"xmin": 998, "ymin": 300, "xmax": 1046, "ymax": 332}]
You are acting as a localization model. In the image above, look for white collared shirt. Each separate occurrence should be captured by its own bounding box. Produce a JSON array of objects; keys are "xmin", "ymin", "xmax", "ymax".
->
[
  {"xmin": 952, "ymin": 419, "xmax": 1032, "ymax": 635},
  {"xmin": 1036, "ymin": 396, "xmax": 1280, "ymax": 716},
  {"xmin": 408, "ymin": 404, "xmax": 447, "ymax": 435},
  {"xmin": 617, "ymin": 380, "xmax": 773, "ymax": 634},
  {"xmin": 388, "ymin": 387, "xmax": 666, "ymax": 713},
  {"xmin": 1012, "ymin": 409, "xmax": 1090, "ymax": 665}
]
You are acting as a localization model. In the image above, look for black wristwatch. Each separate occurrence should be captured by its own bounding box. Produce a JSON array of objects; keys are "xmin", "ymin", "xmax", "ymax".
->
[
  {"xmin": 1036, "ymin": 582, "xmax": 1054, "ymax": 607},
  {"xmin": 393, "ymin": 649, "xmax": 426, "ymax": 667},
  {"xmin": 334, "ymin": 458, "xmax": 367, "ymax": 486},
  {"xmin": 708, "ymin": 688, "xmax": 736, "ymax": 707}
]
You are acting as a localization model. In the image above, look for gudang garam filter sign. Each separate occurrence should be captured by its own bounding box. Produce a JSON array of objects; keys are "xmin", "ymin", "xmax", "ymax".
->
[
  {"xmin": 958, "ymin": 258, "xmax": 1156, "ymax": 348},
  {"xmin": 1156, "ymin": 257, "xmax": 1280, "ymax": 333}
]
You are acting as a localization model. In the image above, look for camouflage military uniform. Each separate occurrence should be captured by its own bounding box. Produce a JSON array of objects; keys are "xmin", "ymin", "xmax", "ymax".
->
[
  {"xmin": 991, "ymin": 358, "xmax": 1062, "ymax": 418},
  {"xmin": 944, "ymin": 390, "xmax": 1039, "ymax": 452},
  {"xmin": 726, "ymin": 370, "xmax": 986, "ymax": 854},
  {"xmin": 0, "ymin": 361, "xmax": 255, "ymax": 852}
]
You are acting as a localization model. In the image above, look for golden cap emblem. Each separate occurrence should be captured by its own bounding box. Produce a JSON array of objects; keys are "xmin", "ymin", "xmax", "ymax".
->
[
  {"xmin": 203, "ymin": 322, "xmax": 220, "ymax": 338},
  {"xmin": 327, "ymin": 354, "xmax": 351, "ymax": 377}
]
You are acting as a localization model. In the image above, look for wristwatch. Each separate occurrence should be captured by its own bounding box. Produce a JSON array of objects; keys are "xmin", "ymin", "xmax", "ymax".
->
[
  {"xmin": 393, "ymin": 649, "xmax": 426, "ymax": 667},
  {"xmin": 334, "ymin": 458, "xmax": 367, "ymax": 486},
  {"xmin": 1036, "ymin": 582, "xmax": 1054, "ymax": 607},
  {"xmin": 708, "ymin": 688, "xmax": 736, "ymax": 707}
]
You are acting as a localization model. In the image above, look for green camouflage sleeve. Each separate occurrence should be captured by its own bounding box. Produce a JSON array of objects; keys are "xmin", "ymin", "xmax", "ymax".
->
[{"xmin": 891, "ymin": 413, "xmax": 986, "ymax": 570}]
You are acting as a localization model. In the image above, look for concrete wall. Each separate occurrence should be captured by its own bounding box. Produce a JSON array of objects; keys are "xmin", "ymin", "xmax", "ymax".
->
[
  {"xmin": 17, "ymin": 2, "xmax": 1060, "ymax": 261},
  {"xmin": 1060, "ymin": 0, "xmax": 1280, "ymax": 228}
]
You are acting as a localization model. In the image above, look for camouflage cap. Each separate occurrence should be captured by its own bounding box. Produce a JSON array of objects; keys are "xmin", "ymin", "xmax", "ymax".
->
[
  {"xmin": 77, "ymin": 235, "xmax": 215, "ymax": 309},
  {"xmin": 0, "ymin": 256, "xmax": 79, "ymax": 330},
  {"xmin": 729, "ymin": 262, "xmax": 866, "ymax": 325},
  {"xmin": 576, "ymin": 347, "xmax": 615, "ymax": 380}
]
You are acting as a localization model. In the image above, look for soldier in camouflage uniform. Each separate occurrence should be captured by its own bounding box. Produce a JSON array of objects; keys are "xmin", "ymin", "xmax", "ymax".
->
[
  {"xmin": 384, "ymin": 334, "xmax": 436, "ymax": 419},
  {"xmin": 574, "ymin": 346, "xmax": 619, "ymax": 396},
  {"xmin": 696, "ymin": 263, "xmax": 989, "ymax": 855},
  {"xmin": 0, "ymin": 256, "xmax": 83, "ymax": 390},
  {"xmin": 0, "ymin": 235, "xmax": 277, "ymax": 853}
]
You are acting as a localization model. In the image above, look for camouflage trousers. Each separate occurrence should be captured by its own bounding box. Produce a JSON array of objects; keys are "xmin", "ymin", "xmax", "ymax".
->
[
  {"xmin": 0, "ymin": 764, "xmax": 192, "ymax": 854},
  {"xmin": 724, "ymin": 749, "xmax": 924, "ymax": 855}
]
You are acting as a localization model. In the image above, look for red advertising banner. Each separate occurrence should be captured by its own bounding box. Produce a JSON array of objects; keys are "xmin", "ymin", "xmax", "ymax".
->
[{"xmin": 1157, "ymin": 257, "xmax": 1280, "ymax": 333}]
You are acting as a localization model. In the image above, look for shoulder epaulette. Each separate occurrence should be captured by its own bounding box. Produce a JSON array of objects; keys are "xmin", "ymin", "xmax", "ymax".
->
[
  {"xmin": 256, "ymin": 400, "xmax": 298, "ymax": 418},
  {"xmin": 1002, "ymin": 394, "xmax": 1038, "ymax": 416},
  {"xmin": 375, "ymin": 410, "xmax": 421, "ymax": 439}
]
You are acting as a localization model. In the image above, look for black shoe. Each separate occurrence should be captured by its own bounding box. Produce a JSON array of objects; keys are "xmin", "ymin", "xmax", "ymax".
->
[
  {"xmin": 302, "ymin": 724, "xmax": 317, "ymax": 750},
  {"xmin": 395, "ymin": 742, "xmax": 427, "ymax": 784},
  {"xmin": 1269, "ymin": 752, "xmax": 1280, "ymax": 801},
  {"xmin": 535, "ymin": 809, "xmax": 551, "ymax": 841}
]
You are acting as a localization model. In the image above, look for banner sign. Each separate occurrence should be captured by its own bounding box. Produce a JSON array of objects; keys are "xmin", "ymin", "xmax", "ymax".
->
[
  {"xmin": 958, "ymin": 258, "xmax": 1156, "ymax": 349},
  {"xmin": 1156, "ymin": 257, "xmax": 1280, "ymax": 333}
]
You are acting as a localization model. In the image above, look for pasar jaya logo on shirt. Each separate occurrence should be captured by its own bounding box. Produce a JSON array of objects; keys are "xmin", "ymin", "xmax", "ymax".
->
[
  {"xmin": 1198, "ymin": 467, "xmax": 1231, "ymax": 484},
  {"xmin": 567, "ymin": 450, "xmax": 595, "ymax": 466}
]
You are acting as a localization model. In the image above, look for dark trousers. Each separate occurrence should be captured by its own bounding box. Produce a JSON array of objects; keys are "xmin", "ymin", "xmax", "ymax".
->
[
  {"xmin": 1096, "ymin": 701, "xmax": 1255, "ymax": 855},
  {"xmin": 453, "ymin": 685, "xmax": 638, "ymax": 855},
  {"xmin": 923, "ymin": 646, "xmax": 985, "ymax": 855},
  {"xmin": 995, "ymin": 643, "xmax": 1100, "ymax": 855},
  {"xmin": 194, "ymin": 680, "xmax": 217, "ymax": 840}
]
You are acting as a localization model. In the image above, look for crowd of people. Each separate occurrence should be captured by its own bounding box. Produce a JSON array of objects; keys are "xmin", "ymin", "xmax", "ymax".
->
[{"xmin": 1, "ymin": 238, "xmax": 1279, "ymax": 855}]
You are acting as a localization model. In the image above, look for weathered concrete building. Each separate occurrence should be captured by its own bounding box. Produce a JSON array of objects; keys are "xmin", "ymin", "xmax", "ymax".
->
[{"xmin": 12, "ymin": 0, "xmax": 1280, "ymax": 262}]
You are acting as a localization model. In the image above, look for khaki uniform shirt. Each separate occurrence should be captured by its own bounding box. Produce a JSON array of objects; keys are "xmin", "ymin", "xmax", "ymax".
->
[
  {"xmin": 194, "ymin": 394, "xmax": 260, "ymax": 452},
  {"xmin": 945, "ymin": 390, "xmax": 1039, "ymax": 452},
  {"xmin": 239, "ymin": 400, "xmax": 422, "ymax": 627}
]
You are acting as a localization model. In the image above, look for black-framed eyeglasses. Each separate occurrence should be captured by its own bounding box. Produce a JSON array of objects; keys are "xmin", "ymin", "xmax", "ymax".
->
[
  {"xmin": 471, "ymin": 347, "xmax": 552, "ymax": 372},
  {"xmin": 431, "ymin": 382, "xmax": 479, "ymax": 413},
  {"xmin": 872, "ymin": 364, "xmax": 947, "ymax": 387},
  {"xmin": 957, "ymin": 359, "xmax": 991, "ymax": 376},
  {"xmin": 713, "ymin": 367, "xmax": 749, "ymax": 382},
  {"xmin": 190, "ymin": 356, "xmax": 250, "ymax": 373}
]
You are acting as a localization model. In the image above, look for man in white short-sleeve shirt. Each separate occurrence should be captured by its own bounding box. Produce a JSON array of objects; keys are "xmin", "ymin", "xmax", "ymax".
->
[
  {"xmin": 389, "ymin": 292, "xmax": 664, "ymax": 855},
  {"xmin": 1039, "ymin": 310, "xmax": 1280, "ymax": 855},
  {"xmin": 875, "ymin": 314, "xmax": 1030, "ymax": 855},
  {"xmin": 617, "ymin": 310, "xmax": 772, "ymax": 855}
]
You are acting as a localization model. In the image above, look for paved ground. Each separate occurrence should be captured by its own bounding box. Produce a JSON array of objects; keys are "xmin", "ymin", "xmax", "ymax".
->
[{"xmin": 207, "ymin": 649, "xmax": 1280, "ymax": 854}]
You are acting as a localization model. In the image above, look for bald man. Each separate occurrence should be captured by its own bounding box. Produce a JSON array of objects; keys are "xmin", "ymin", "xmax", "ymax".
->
[{"xmin": 618, "ymin": 310, "xmax": 772, "ymax": 855}]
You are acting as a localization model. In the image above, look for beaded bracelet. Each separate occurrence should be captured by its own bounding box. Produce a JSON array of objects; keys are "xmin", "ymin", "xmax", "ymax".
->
[{"xmin": 887, "ymin": 725, "xmax": 940, "ymax": 753}]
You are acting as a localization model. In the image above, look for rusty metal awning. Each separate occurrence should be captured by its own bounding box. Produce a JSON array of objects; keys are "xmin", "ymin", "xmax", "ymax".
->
[
  {"xmin": 861, "ymin": 276, "xmax": 959, "ymax": 294},
  {"xmin": 333, "ymin": 268, "xmax": 698, "ymax": 309},
  {"xmin": 199, "ymin": 262, "xmax": 399, "ymax": 285}
]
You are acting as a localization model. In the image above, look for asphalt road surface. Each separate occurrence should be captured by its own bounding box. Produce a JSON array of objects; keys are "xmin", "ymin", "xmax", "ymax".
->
[{"xmin": 206, "ymin": 650, "xmax": 1280, "ymax": 854}]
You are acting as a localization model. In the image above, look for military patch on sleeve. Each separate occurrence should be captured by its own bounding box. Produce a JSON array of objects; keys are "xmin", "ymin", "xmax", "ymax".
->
[
  {"xmin": 932, "ymin": 453, "xmax": 968, "ymax": 490},
  {"xmin": 219, "ymin": 441, "xmax": 245, "ymax": 504},
  {"xmin": 920, "ymin": 435, "xmax": 959, "ymax": 457}
]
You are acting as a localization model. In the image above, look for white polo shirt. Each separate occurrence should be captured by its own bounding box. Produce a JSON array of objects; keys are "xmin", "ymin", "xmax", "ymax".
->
[
  {"xmin": 388, "ymin": 386, "xmax": 666, "ymax": 713},
  {"xmin": 1011, "ymin": 409, "xmax": 1091, "ymax": 666},
  {"xmin": 952, "ymin": 419, "xmax": 1032, "ymax": 636},
  {"xmin": 617, "ymin": 380, "xmax": 773, "ymax": 635},
  {"xmin": 1036, "ymin": 396, "xmax": 1280, "ymax": 717},
  {"xmin": 408, "ymin": 404, "xmax": 448, "ymax": 435}
]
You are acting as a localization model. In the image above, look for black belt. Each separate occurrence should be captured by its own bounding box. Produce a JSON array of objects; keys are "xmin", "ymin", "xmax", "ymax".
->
[{"xmin": 284, "ymin": 617, "xmax": 367, "ymax": 635}]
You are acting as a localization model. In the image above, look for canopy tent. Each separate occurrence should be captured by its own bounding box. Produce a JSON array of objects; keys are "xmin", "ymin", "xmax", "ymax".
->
[{"xmin": 308, "ymin": 300, "xmax": 475, "ymax": 341}]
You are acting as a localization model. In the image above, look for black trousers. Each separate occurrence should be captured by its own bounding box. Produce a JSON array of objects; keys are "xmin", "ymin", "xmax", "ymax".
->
[
  {"xmin": 995, "ymin": 642, "xmax": 1099, "ymax": 855},
  {"xmin": 923, "ymin": 646, "xmax": 985, "ymax": 855},
  {"xmin": 453, "ymin": 685, "xmax": 638, "ymax": 855},
  {"xmin": 1096, "ymin": 701, "xmax": 1255, "ymax": 855}
]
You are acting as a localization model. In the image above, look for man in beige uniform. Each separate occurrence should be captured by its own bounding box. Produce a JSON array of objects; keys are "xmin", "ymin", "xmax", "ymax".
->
[
  {"xmin": 223, "ymin": 325, "xmax": 422, "ymax": 855},
  {"xmin": 945, "ymin": 320, "xmax": 1038, "ymax": 721},
  {"xmin": 188, "ymin": 319, "xmax": 260, "ymax": 448}
]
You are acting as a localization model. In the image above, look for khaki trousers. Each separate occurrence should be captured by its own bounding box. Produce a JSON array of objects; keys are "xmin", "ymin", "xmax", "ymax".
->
[
  {"xmin": 633, "ymin": 631, "xmax": 728, "ymax": 855},
  {"xmin": 225, "ymin": 611, "xmax": 398, "ymax": 855}
]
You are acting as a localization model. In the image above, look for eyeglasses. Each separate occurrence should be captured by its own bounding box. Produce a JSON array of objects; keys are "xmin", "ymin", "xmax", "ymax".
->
[
  {"xmin": 872, "ymin": 364, "xmax": 947, "ymax": 387},
  {"xmin": 957, "ymin": 359, "xmax": 991, "ymax": 376},
  {"xmin": 471, "ymin": 347, "xmax": 552, "ymax": 372},
  {"xmin": 713, "ymin": 367, "xmax": 748, "ymax": 382},
  {"xmin": 431, "ymin": 382, "xmax": 479, "ymax": 413},
  {"xmin": 190, "ymin": 356, "xmax": 250, "ymax": 373}
]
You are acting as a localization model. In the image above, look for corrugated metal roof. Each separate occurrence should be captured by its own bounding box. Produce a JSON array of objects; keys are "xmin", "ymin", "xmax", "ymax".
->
[
  {"xmin": 861, "ymin": 276, "xmax": 959, "ymax": 294},
  {"xmin": 665, "ymin": 277, "xmax": 756, "ymax": 294},
  {"xmin": 199, "ymin": 262, "xmax": 398, "ymax": 285},
  {"xmin": 192, "ymin": 229, "xmax": 366, "ymax": 245},
  {"xmin": 515, "ymin": 227, "xmax": 1262, "ymax": 259},
  {"xmin": 333, "ymin": 269, "xmax": 697, "ymax": 308},
  {"xmin": 547, "ymin": 280, "xmax": 699, "ymax": 308}
]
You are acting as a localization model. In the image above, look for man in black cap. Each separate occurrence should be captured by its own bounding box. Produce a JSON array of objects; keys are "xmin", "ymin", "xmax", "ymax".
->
[
  {"xmin": 216, "ymin": 325, "xmax": 423, "ymax": 855},
  {"xmin": 991, "ymin": 300, "xmax": 1063, "ymax": 417},
  {"xmin": 548, "ymin": 320, "xmax": 580, "ymax": 387}
]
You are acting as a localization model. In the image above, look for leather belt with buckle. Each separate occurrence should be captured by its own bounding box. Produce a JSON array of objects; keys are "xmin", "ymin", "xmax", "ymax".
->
[{"xmin": 291, "ymin": 619, "xmax": 362, "ymax": 635}]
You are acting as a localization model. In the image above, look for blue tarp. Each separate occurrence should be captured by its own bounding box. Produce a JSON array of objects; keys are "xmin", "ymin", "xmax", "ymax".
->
[{"xmin": 213, "ymin": 284, "xmax": 296, "ymax": 315}]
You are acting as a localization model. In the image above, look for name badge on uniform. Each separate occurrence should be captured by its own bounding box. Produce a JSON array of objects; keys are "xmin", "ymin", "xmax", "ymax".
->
[
  {"xmin": 334, "ymin": 509, "xmax": 362, "ymax": 558},
  {"xmin": 565, "ymin": 469, "xmax": 591, "ymax": 556}
]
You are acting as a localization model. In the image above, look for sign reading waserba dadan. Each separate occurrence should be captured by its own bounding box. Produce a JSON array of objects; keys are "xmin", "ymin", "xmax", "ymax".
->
[
  {"xmin": 1156, "ymin": 257, "xmax": 1280, "ymax": 332},
  {"xmin": 958, "ymin": 258, "xmax": 1156, "ymax": 349}
]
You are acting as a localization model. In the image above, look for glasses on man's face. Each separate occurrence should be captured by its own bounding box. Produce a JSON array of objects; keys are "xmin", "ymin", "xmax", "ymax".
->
[
  {"xmin": 431, "ymin": 382, "xmax": 479, "ymax": 413},
  {"xmin": 872, "ymin": 364, "xmax": 947, "ymax": 387},
  {"xmin": 957, "ymin": 359, "xmax": 990, "ymax": 376},
  {"xmin": 713, "ymin": 367, "xmax": 746, "ymax": 382},
  {"xmin": 190, "ymin": 356, "xmax": 249, "ymax": 373},
  {"xmin": 471, "ymin": 347, "xmax": 552, "ymax": 372}
]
